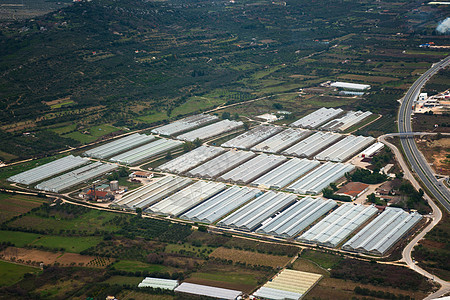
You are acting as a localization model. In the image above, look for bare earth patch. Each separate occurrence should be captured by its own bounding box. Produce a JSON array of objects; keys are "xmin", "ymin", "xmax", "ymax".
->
[
  {"xmin": 416, "ymin": 137, "xmax": 450, "ymax": 176},
  {"xmin": 0, "ymin": 247, "xmax": 114, "ymax": 268}
]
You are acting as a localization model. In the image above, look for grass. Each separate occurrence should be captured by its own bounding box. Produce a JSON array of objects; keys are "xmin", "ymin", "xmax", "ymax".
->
[
  {"xmin": 49, "ymin": 124, "xmax": 77, "ymax": 135},
  {"xmin": 189, "ymin": 270, "xmax": 257, "ymax": 286},
  {"xmin": 30, "ymin": 236, "xmax": 102, "ymax": 253},
  {"xmin": 111, "ymin": 260, "xmax": 169, "ymax": 273},
  {"xmin": 0, "ymin": 260, "xmax": 41, "ymax": 287},
  {"xmin": 300, "ymin": 249, "xmax": 343, "ymax": 269},
  {"xmin": 62, "ymin": 124, "xmax": 119, "ymax": 143},
  {"xmin": 0, "ymin": 230, "xmax": 41, "ymax": 247},
  {"xmin": 171, "ymin": 96, "xmax": 224, "ymax": 116},
  {"xmin": 9, "ymin": 209, "xmax": 120, "ymax": 234},
  {"xmin": 50, "ymin": 100, "xmax": 74, "ymax": 109},
  {"xmin": 137, "ymin": 111, "xmax": 169, "ymax": 124},
  {"xmin": 0, "ymin": 150, "xmax": 18, "ymax": 161}
]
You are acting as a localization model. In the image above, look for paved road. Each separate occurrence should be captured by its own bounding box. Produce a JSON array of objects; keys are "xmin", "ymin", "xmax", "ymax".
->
[
  {"xmin": 379, "ymin": 136, "xmax": 449, "ymax": 299},
  {"xmin": 398, "ymin": 56, "xmax": 450, "ymax": 213}
]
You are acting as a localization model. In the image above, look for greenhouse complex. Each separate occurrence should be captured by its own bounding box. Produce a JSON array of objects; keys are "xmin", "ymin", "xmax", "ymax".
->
[{"xmin": 6, "ymin": 108, "xmax": 424, "ymax": 260}]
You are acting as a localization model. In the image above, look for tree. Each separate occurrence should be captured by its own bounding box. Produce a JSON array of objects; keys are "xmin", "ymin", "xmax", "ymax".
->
[
  {"xmin": 272, "ymin": 103, "xmax": 283, "ymax": 110},
  {"xmin": 135, "ymin": 208, "xmax": 142, "ymax": 218},
  {"xmin": 193, "ymin": 138, "xmax": 202, "ymax": 147},
  {"xmin": 221, "ymin": 112, "xmax": 231, "ymax": 120},
  {"xmin": 165, "ymin": 151, "xmax": 172, "ymax": 160}
]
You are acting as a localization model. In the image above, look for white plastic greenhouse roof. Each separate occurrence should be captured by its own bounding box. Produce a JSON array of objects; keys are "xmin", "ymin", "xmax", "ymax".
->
[
  {"xmin": 176, "ymin": 119, "xmax": 243, "ymax": 142},
  {"xmin": 257, "ymin": 197, "xmax": 337, "ymax": 238},
  {"xmin": 290, "ymin": 107, "xmax": 343, "ymax": 129},
  {"xmin": 299, "ymin": 203, "xmax": 378, "ymax": 248},
  {"xmin": 147, "ymin": 180, "xmax": 226, "ymax": 216},
  {"xmin": 151, "ymin": 114, "xmax": 219, "ymax": 136},
  {"xmin": 35, "ymin": 161, "xmax": 117, "ymax": 193},
  {"xmin": 114, "ymin": 176, "xmax": 193, "ymax": 209},
  {"xmin": 253, "ymin": 286, "xmax": 303, "ymax": 300},
  {"xmin": 252, "ymin": 158, "xmax": 320, "ymax": 189},
  {"xmin": 221, "ymin": 125, "xmax": 283, "ymax": 149},
  {"xmin": 218, "ymin": 191, "xmax": 297, "ymax": 231},
  {"xmin": 84, "ymin": 133, "xmax": 155, "ymax": 159},
  {"xmin": 282, "ymin": 132, "xmax": 342, "ymax": 158},
  {"xmin": 175, "ymin": 282, "xmax": 242, "ymax": 300},
  {"xmin": 186, "ymin": 149, "xmax": 255, "ymax": 179},
  {"xmin": 330, "ymin": 81, "xmax": 371, "ymax": 90},
  {"xmin": 7, "ymin": 155, "xmax": 89, "ymax": 185},
  {"xmin": 251, "ymin": 128, "xmax": 311, "ymax": 153},
  {"xmin": 218, "ymin": 153, "xmax": 287, "ymax": 184},
  {"xmin": 314, "ymin": 135, "xmax": 375, "ymax": 162},
  {"xmin": 181, "ymin": 185, "xmax": 261, "ymax": 223},
  {"xmin": 286, "ymin": 162, "xmax": 355, "ymax": 195},
  {"xmin": 156, "ymin": 145, "xmax": 225, "ymax": 174},
  {"xmin": 342, "ymin": 207, "xmax": 422, "ymax": 255},
  {"xmin": 138, "ymin": 277, "xmax": 179, "ymax": 290},
  {"xmin": 109, "ymin": 138, "xmax": 183, "ymax": 165},
  {"xmin": 320, "ymin": 110, "xmax": 372, "ymax": 132}
]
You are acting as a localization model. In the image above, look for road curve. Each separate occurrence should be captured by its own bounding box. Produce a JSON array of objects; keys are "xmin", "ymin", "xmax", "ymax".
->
[
  {"xmin": 398, "ymin": 56, "xmax": 450, "ymax": 213},
  {"xmin": 379, "ymin": 136, "xmax": 449, "ymax": 299}
]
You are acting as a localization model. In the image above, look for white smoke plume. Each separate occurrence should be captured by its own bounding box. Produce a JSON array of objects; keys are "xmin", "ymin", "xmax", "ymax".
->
[{"xmin": 436, "ymin": 17, "xmax": 450, "ymax": 34}]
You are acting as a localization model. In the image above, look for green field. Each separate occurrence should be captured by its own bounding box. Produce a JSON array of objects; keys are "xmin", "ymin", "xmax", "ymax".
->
[
  {"xmin": 0, "ymin": 261, "xmax": 41, "ymax": 287},
  {"xmin": 0, "ymin": 230, "xmax": 41, "ymax": 247},
  {"xmin": 30, "ymin": 235, "xmax": 102, "ymax": 253},
  {"xmin": 0, "ymin": 192, "xmax": 49, "ymax": 223},
  {"xmin": 9, "ymin": 209, "xmax": 120, "ymax": 234},
  {"xmin": 61, "ymin": 124, "xmax": 120, "ymax": 143},
  {"xmin": 300, "ymin": 250, "xmax": 343, "ymax": 269},
  {"xmin": 111, "ymin": 260, "xmax": 169, "ymax": 273}
]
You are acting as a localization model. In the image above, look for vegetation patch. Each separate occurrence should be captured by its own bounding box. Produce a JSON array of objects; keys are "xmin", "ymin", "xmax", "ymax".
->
[
  {"xmin": 210, "ymin": 247, "xmax": 291, "ymax": 268},
  {"xmin": 0, "ymin": 260, "xmax": 41, "ymax": 287}
]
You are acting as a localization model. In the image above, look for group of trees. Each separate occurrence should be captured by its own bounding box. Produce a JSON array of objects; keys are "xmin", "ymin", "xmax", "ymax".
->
[{"xmin": 346, "ymin": 168, "xmax": 388, "ymax": 184}]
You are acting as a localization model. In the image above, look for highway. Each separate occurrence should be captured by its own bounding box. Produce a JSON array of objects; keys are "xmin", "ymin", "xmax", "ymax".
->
[{"xmin": 398, "ymin": 55, "xmax": 450, "ymax": 213}]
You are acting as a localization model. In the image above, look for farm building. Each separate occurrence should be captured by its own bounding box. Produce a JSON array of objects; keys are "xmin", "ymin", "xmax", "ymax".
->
[
  {"xmin": 138, "ymin": 277, "xmax": 179, "ymax": 290},
  {"xmin": 298, "ymin": 203, "xmax": 378, "ymax": 248},
  {"xmin": 330, "ymin": 81, "xmax": 371, "ymax": 91},
  {"xmin": 342, "ymin": 207, "xmax": 422, "ymax": 255},
  {"xmin": 8, "ymin": 155, "xmax": 89, "ymax": 185},
  {"xmin": 35, "ymin": 162, "xmax": 117, "ymax": 193},
  {"xmin": 319, "ymin": 110, "xmax": 372, "ymax": 132},
  {"xmin": 147, "ymin": 180, "xmax": 227, "ymax": 216},
  {"xmin": 314, "ymin": 135, "xmax": 375, "ymax": 162},
  {"xmin": 253, "ymin": 269, "xmax": 323, "ymax": 300},
  {"xmin": 151, "ymin": 114, "xmax": 218, "ymax": 136},
  {"xmin": 186, "ymin": 149, "xmax": 256, "ymax": 179},
  {"xmin": 181, "ymin": 186, "xmax": 261, "ymax": 223},
  {"xmin": 176, "ymin": 119, "xmax": 243, "ymax": 142},
  {"xmin": 336, "ymin": 182, "xmax": 369, "ymax": 199},
  {"xmin": 113, "ymin": 176, "xmax": 193, "ymax": 209},
  {"xmin": 84, "ymin": 133, "xmax": 155, "ymax": 159},
  {"xmin": 282, "ymin": 131, "xmax": 342, "ymax": 158},
  {"xmin": 257, "ymin": 197, "xmax": 337, "ymax": 238},
  {"xmin": 251, "ymin": 158, "xmax": 320, "ymax": 189},
  {"xmin": 360, "ymin": 142, "xmax": 384, "ymax": 158},
  {"xmin": 286, "ymin": 162, "xmax": 355, "ymax": 195},
  {"xmin": 289, "ymin": 107, "xmax": 343, "ymax": 129},
  {"xmin": 175, "ymin": 282, "xmax": 242, "ymax": 300},
  {"xmin": 221, "ymin": 125, "xmax": 282, "ymax": 149},
  {"xmin": 156, "ymin": 145, "xmax": 225, "ymax": 174},
  {"xmin": 109, "ymin": 138, "xmax": 183, "ymax": 165},
  {"xmin": 218, "ymin": 153, "xmax": 287, "ymax": 184},
  {"xmin": 251, "ymin": 128, "xmax": 311, "ymax": 153},
  {"xmin": 218, "ymin": 191, "xmax": 297, "ymax": 231}
]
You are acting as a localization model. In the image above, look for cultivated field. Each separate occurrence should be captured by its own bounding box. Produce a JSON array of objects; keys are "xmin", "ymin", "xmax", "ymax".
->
[
  {"xmin": 209, "ymin": 247, "xmax": 291, "ymax": 268},
  {"xmin": 0, "ymin": 192, "xmax": 48, "ymax": 223}
]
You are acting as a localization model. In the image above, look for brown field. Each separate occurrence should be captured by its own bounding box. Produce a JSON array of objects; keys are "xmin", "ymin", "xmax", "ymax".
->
[
  {"xmin": 416, "ymin": 137, "xmax": 450, "ymax": 176},
  {"xmin": 209, "ymin": 247, "xmax": 291, "ymax": 268},
  {"xmin": 291, "ymin": 258, "xmax": 329, "ymax": 276},
  {"xmin": 0, "ymin": 195, "xmax": 47, "ymax": 223},
  {"xmin": 305, "ymin": 277, "xmax": 429, "ymax": 300},
  {"xmin": 0, "ymin": 247, "xmax": 113, "ymax": 268}
]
